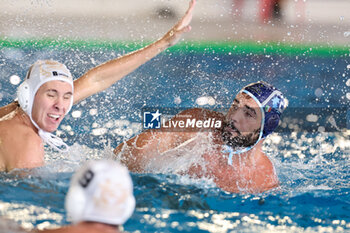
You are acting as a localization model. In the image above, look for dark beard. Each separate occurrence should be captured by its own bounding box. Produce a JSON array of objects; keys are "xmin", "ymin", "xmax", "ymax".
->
[{"xmin": 221, "ymin": 121, "xmax": 260, "ymax": 149}]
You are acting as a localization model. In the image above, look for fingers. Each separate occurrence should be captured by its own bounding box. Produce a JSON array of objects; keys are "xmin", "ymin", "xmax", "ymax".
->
[
  {"xmin": 185, "ymin": 0, "xmax": 196, "ymax": 21},
  {"xmin": 162, "ymin": 0, "xmax": 195, "ymax": 46},
  {"xmin": 176, "ymin": 0, "xmax": 196, "ymax": 30},
  {"xmin": 173, "ymin": 26, "xmax": 191, "ymax": 40},
  {"xmin": 181, "ymin": 25, "xmax": 192, "ymax": 34},
  {"xmin": 189, "ymin": 0, "xmax": 196, "ymax": 13}
]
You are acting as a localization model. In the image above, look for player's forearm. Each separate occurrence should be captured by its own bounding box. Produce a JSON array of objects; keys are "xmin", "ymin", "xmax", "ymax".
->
[
  {"xmin": 72, "ymin": 38, "xmax": 169, "ymax": 104},
  {"xmin": 113, "ymin": 131, "xmax": 167, "ymax": 172},
  {"xmin": 114, "ymin": 140, "xmax": 146, "ymax": 173}
]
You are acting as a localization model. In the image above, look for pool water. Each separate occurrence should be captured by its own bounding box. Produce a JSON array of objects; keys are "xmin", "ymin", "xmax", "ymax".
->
[{"xmin": 0, "ymin": 43, "xmax": 349, "ymax": 232}]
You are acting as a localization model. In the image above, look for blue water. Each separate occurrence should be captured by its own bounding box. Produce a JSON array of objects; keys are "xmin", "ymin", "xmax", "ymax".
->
[{"xmin": 0, "ymin": 45, "xmax": 349, "ymax": 232}]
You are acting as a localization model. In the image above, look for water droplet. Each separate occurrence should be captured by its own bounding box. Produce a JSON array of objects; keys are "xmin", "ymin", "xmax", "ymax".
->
[
  {"xmin": 306, "ymin": 114, "xmax": 318, "ymax": 122},
  {"xmin": 346, "ymin": 79, "xmax": 350, "ymax": 86},
  {"xmin": 174, "ymin": 96, "xmax": 182, "ymax": 104},
  {"xmin": 10, "ymin": 75, "xmax": 21, "ymax": 85},
  {"xmin": 196, "ymin": 96, "xmax": 216, "ymax": 106},
  {"xmin": 318, "ymin": 126, "xmax": 325, "ymax": 133},
  {"xmin": 346, "ymin": 93, "xmax": 350, "ymax": 100},
  {"xmin": 196, "ymin": 96, "xmax": 208, "ymax": 106},
  {"xmin": 314, "ymin": 88, "xmax": 323, "ymax": 97},
  {"xmin": 92, "ymin": 128, "xmax": 107, "ymax": 136},
  {"xmin": 208, "ymin": 97, "xmax": 216, "ymax": 106},
  {"xmin": 72, "ymin": 110, "xmax": 82, "ymax": 118},
  {"xmin": 89, "ymin": 109, "xmax": 98, "ymax": 116}
]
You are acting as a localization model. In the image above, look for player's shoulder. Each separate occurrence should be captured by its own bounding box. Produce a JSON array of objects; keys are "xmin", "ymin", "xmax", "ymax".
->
[
  {"xmin": 1, "ymin": 118, "xmax": 42, "ymax": 150},
  {"xmin": 254, "ymin": 150, "xmax": 274, "ymax": 169},
  {"xmin": 0, "ymin": 123, "xmax": 43, "ymax": 171},
  {"xmin": 256, "ymin": 151, "xmax": 278, "ymax": 180}
]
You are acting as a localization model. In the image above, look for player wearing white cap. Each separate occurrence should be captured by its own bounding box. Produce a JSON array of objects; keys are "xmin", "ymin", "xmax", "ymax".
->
[
  {"xmin": 0, "ymin": 0, "xmax": 196, "ymax": 171},
  {"xmin": 26, "ymin": 160, "xmax": 135, "ymax": 233}
]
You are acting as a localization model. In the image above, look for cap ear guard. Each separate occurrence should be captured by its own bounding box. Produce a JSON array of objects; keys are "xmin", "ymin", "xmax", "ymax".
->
[
  {"xmin": 262, "ymin": 109, "xmax": 280, "ymax": 138},
  {"xmin": 243, "ymin": 81, "xmax": 287, "ymax": 138},
  {"xmin": 65, "ymin": 167, "xmax": 94, "ymax": 223},
  {"xmin": 17, "ymin": 81, "xmax": 30, "ymax": 112},
  {"xmin": 65, "ymin": 160, "xmax": 135, "ymax": 225},
  {"xmin": 65, "ymin": 185, "xmax": 86, "ymax": 223}
]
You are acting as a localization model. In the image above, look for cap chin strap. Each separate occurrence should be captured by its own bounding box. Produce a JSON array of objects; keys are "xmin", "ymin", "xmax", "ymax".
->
[
  {"xmin": 222, "ymin": 144, "xmax": 255, "ymax": 165},
  {"xmin": 38, "ymin": 129, "xmax": 69, "ymax": 152},
  {"xmin": 30, "ymin": 116, "xmax": 69, "ymax": 153}
]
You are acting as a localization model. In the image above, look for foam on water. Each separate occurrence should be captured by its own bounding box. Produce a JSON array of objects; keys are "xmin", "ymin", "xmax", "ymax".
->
[
  {"xmin": 0, "ymin": 217, "xmax": 27, "ymax": 233},
  {"xmin": 142, "ymin": 132, "xmax": 214, "ymax": 174},
  {"xmin": 265, "ymin": 131, "xmax": 350, "ymax": 197},
  {"xmin": 0, "ymin": 130, "xmax": 349, "ymax": 232}
]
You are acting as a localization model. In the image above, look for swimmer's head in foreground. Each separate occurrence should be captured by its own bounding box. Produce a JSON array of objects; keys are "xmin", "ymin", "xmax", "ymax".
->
[
  {"xmin": 17, "ymin": 60, "xmax": 74, "ymax": 151},
  {"xmin": 222, "ymin": 81, "xmax": 287, "ymax": 153},
  {"xmin": 65, "ymin": 160, "xmax": 135, "ymax": 227}
]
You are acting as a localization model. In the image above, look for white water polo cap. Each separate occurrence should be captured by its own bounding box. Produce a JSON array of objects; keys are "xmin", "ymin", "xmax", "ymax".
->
[
  {"xmin": 17, "ymin": 60, "xmax": 74, "ymax": 152},
  {"xmin": 65, "ymin": 160, "xmax": 136, "ymax": 226}
]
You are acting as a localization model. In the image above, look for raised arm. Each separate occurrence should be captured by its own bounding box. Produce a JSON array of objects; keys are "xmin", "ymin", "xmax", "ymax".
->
[
  {"xmin": 113, "ymin": 108, "xmax": 220, "ymax": 172},
  {"xmin": 113, "ymin": 129, "xmax": 188, "ymax": 172},
  {"xmin": 73, "ymin": 0, "xmax": 196, "ymax": 104}
]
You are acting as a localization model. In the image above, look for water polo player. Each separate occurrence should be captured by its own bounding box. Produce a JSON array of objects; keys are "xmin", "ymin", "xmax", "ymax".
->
[
  {"xmin": 114, "ymin": 81, "xmax": 287, "ymax": 193},
  {"xmin": 0, "ymin": 0, "xmax": 196, "ymax": 171},
  {"xmin": 35, "ymin": 160, "xmax": 135, "ymax": 233}
]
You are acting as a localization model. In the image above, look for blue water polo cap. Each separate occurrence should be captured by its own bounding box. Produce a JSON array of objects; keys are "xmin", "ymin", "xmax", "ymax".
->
[
  {"xmin": 223, "ymin": 81, "xmax": 287, "ymax": 165},
  {"xmin": 241, "ymin": 81, "xmax": 287, "ymax": 138}
]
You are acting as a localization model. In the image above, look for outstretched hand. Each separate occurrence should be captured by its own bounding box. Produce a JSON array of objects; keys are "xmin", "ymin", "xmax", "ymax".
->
[
  {"xmin": 71, "ymin": 0, "xmax": 196, "ymax": 105},
  {"xmin": 161, "ymin": 0, "xmax": 196, "ymax": 47}
]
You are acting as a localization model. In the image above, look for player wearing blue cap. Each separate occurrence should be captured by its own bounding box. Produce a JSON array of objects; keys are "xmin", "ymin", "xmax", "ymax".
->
[
  {"xmin": 114, "ymin": 81, "xmax": 287, "ymax": 193},
  {"xmin": 222, "ymin": 81, "xmax": 287, "ymax": 165}
]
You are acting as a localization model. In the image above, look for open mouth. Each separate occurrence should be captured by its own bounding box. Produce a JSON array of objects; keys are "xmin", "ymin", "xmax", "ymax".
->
[{"xmin": 48, "ymin": 113, "xmax": 60, "ymax": 121}]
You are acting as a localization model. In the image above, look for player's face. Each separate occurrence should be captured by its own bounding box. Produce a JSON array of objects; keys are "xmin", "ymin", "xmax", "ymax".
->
[
  {"xmin": 222, "ymin": 92, "xmax": 262, "ymax": 149},
  {"xmin": 32, "ymin": 81, "xmax": 73, "ymax": 132}
]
